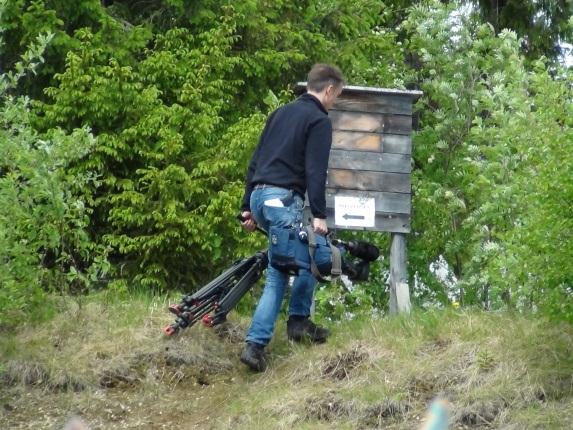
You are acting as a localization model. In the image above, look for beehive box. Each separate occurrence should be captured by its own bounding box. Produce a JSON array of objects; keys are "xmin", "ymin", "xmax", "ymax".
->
[{"xmin": 299, "ymin": 83, "xmax": 422, "ymax": 233}]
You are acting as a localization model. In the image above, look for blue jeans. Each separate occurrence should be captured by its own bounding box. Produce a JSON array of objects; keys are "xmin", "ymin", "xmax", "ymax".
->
[{"xmin": 246, "ymin": 186, "xmax": 317, "ymax": 346}]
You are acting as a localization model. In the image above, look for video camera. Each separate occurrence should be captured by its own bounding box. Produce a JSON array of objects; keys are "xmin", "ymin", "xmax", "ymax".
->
[{"xmin": 331, "ymin": 237, "xmax": 380, "ymax": 280}]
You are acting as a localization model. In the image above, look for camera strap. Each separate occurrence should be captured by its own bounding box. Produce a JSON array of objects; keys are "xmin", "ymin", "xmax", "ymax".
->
[{"xmin": 304, "ymin": 225, "xmax": 342, "ymax": 283}]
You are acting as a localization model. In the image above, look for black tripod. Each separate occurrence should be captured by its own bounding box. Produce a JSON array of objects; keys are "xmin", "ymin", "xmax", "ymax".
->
[
  {"xmin": 163, "ymin": 251, "xmax": 268, "ymax": 336},
  {"xmin": 163, "ymin": 219, "xmax": 379, "ymax": 336}
]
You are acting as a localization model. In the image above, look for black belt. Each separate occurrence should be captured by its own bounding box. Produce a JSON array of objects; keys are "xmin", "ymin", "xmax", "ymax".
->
[{"xmin": 253, "ymin": 184, "xmax": 276, "ymax": 190}]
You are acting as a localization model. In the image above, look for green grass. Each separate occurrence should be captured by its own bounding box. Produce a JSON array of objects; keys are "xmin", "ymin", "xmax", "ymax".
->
[{"xmin": 1, "ymin": 294, "xmax": 572, "ymax": 429}]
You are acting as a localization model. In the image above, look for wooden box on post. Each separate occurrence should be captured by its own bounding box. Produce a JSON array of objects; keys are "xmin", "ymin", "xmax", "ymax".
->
[{"xmin": 297, "ymin": 83, "xmax": 422, "ymax": 315}]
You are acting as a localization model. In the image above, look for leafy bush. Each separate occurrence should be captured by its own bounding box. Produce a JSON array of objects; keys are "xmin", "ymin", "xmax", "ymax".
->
[
  {"xmin": 491, "ymin": 62, "xmax": 573, "ymax": 323},
  {"xmin": 0, "ymin": 30, "xmax": 108, "ymax": 325}
]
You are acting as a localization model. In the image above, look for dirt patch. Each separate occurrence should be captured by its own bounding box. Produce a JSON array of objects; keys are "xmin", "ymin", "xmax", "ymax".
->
[
  {"xmin": 455, "ymin": 399, "xmax": 506, "ymax": 427},
  {"xmin": 98, "ymin": 365, "xmax": 139, "ymax": 388},
  {"xmin": 416, "ymin": 338, "xmax": 452, "ymax": 356},
  {"xmin": 542, "ymin": 375, "xmax": 573, "ymax": 401},
  {"xmin": 304, "ymin": 393, "xmax": 357, "ymax": 421},
  {"xmin": 213, "ymin": 321, "xmax": 247, "ymax": 344},
  {"xmin": 102, "ymin": 344, "xmax": 236, "ymax": 388},
  {"xmin": 1, "ymin": 360, "xmax": 86, "ymax": 392},
  {"xmin": 305, "ymin": 393, "xmax": 409, "ymax": 426},
  {"xmin": 321, "ymin": 346, "xmax": 368, "ymax": 380},
  {"xmin": 1, "ymin": 360, "xmax": 49, "ymax": 387},
  {"xmin": 2, "ymin": 341, "xmax": 239, "ymax": 393},
  {"xmin": 162, "ymin": 341, "xmax": 235, "ymax": 373},
  {"xmin": 361, "ymin": 399, "xmax": 411, "ymax": 427},
  {"xmin": 407, "ymin": 375, "xmax": 439, "ymax": 401}
]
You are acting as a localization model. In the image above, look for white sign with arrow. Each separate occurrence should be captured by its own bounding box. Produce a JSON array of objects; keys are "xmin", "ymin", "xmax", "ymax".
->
[{"xmin": 334, "ymin": 195, "xmax": 375, "ymax": 227}]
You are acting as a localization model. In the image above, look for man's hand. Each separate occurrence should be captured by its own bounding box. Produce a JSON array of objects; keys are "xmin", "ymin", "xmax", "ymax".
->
[
  {"xmin": 241, "ymin": 211, "xmax": 257, "ymax": 232},
  {"xmin": 313, "ymin": 218, "xmax": 328, "ymax": 235}
]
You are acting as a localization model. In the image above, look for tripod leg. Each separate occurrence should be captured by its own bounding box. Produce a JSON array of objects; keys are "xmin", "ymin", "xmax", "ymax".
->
[
  {"xmin": 163, "ymin": 299, "xmax": 217, "ymax": 336},
  {"xmin": 163, "ymin": 252, "xmax": 268, "ymax": 336},
  {"xmin": 182, "ymin": 255, "xmax": 257, "ymax": 304},
  {"xmin": 210, "ymin": 252, "xmax": 268, "ymax": 325}
]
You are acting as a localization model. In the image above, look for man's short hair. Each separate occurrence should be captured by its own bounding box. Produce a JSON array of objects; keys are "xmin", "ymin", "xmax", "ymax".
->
[{"xmin": 307, "ymin": 64, "xmax": 345, "ymax": 92}]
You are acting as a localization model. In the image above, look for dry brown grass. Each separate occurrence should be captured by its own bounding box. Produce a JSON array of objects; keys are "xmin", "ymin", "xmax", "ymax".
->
[{"xmin": 1, "ymin": 296, "xmax": 572, "ymax": 429}]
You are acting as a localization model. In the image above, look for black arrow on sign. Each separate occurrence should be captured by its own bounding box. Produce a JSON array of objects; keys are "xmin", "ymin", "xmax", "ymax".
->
[{"xmin": 343, "ymin": 213, "xmax": 365, "ymax": 220}]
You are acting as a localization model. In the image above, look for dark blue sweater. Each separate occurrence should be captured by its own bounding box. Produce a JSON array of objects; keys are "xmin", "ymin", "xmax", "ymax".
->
[{"xmin": 241, "ymin": 93, "xmax": 332, "ymax": 219}]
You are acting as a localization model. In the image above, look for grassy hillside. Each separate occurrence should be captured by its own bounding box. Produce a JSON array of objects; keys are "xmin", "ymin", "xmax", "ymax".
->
[{"xmin": 1, "ymin": 294, "xmax": 572, "ymax": 429}]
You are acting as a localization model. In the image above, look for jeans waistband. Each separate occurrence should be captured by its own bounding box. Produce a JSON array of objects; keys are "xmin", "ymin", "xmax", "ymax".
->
[{"xmin": 253, "ymin": 184, "xmax": 304, "ymax": 205}]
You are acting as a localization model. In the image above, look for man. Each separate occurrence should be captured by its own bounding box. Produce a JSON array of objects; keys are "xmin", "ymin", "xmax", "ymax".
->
[{"xmin": 239, "ymin": 64, "xmax": 344, "ymax": 371}]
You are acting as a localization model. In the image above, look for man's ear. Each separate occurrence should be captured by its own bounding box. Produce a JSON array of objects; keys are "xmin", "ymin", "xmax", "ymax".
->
[{"xmin": 326, "ymin": 85, "xmax": 341, "ymax": 102}]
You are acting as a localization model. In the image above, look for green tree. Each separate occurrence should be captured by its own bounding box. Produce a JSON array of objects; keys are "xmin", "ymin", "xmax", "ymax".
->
[
  {"xmin": 34, "ymin": 1, "xmax": 403, "ymax": 291},
  {"xmin": 492, "ymin": 61, "xmax": 573, "ymax": 322},
  {"xmin": 0, "ymin": 0, "xmax": 147, "ymax": 99},
  {"xmin": 403, "ymin": 1, "xmax": 573, "ymax": 323},
  {"xmin": 471, "ymin": 0, "xmax": 573, "ymax": 60},
  {"xmin": 403, "ymin": 2, "xmax": 531, "ymax": 306}
]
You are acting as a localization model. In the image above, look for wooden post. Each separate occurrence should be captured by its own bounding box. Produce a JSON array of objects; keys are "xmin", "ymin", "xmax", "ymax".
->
[{"xmin": 389, "ymin": 232, "xmax": 410, "ymax": 315}]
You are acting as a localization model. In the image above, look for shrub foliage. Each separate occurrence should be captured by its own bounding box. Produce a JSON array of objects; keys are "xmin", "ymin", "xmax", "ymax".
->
[{"xmin": 1, "ymin": 0, "xmax": 572, "ymax": 324}]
